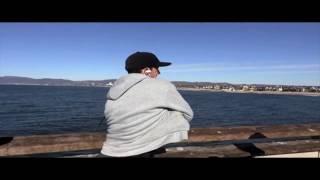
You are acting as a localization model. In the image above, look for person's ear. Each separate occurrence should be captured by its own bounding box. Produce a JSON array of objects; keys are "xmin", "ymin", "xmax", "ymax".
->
[{"xmin": 143, "ymin": 68, "xmax": 152, "ymax": 76}]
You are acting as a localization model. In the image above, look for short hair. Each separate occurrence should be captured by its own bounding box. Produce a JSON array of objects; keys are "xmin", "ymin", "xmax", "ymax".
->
[
  {"xmin": 127, "ymin": 66, "xmax": 159, "ymax": 74},
  {"xmin": 127, "ymin": 68, "xmax": 142, "ymax": 74}
]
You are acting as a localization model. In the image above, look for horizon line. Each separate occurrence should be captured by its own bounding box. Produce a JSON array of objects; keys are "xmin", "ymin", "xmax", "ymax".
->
[{"xmin": 0, "ymin": 75, "xmax": 319, "ymax": 87}]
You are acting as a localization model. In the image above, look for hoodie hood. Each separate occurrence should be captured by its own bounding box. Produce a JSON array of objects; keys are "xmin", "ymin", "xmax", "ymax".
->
[{"xmin": 107, "ymin": 73, "xmax": 148, "ymax": 100}]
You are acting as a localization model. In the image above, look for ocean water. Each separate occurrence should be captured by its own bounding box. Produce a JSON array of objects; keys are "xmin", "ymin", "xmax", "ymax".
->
[{"xmin": 1, "ymin": 85, "xmax": 320, "ymax": 136}]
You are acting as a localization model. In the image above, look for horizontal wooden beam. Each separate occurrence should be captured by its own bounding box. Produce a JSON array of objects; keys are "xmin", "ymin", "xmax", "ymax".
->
[
  {"xmin": 188, "ymin": 123, "xmax": 320, "ymax": 142},
  {"xmin": 0, "ymin": 133, "xmax": 105, "ymax": 157},
  {"xmin": 1, "ymin": 123, "xmax": 320, "ymax": 157},
  {"xmin": 158, "ymin": 139, "xmax": 320, "ymax": 158}
]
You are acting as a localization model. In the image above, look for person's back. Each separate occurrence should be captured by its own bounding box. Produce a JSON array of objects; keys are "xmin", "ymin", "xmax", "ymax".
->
[{"xmin": 100, "ymin": 52, "xmax": 193, "ymax": 157}]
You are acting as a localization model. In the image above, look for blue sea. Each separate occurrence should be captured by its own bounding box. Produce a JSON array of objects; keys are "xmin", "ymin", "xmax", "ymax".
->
[{"xmin": 1, "ymin": 85, "xmax": 320, "ymax": 137}]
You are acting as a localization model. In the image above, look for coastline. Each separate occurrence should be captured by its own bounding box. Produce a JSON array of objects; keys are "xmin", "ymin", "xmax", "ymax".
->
[{"xmin": 177, "ymin": 87, "xmax": 320, "ymax": 97}]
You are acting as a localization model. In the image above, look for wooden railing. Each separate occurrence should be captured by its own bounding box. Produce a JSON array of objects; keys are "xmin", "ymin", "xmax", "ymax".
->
[{"xmin": 1, "ymin": 123, "xmax": 320, "ymax": 157}]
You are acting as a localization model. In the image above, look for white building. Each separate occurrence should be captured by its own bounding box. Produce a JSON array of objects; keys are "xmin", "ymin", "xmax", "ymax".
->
[
  {"xmin": 250, "ymin": 86, "xmax": 257, "ymax": 91},
  {"xmin": 106, "ymin": 82, "xmax": 113, "ymax": 87},
  {"xmin": 202, "ymin": 86, "xmax": 213, "ymax": 89},
  {"xmin": 214, "ymin": 85, "xmax": 221, "ymax": 90},
  {"xmin": 242, "ymin": 85, "xmax": 249, "ymax": 91},
  {"xmin": 278, "ymin": 87, "xmax": 283, "ymax": 92},
  {"xmin": 228, "ymin": 87, "xmax": 235, "ymax": 92}
]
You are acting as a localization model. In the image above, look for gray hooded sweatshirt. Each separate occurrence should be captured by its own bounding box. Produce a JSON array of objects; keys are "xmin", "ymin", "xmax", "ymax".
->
[{"xmin": 100, "ymin": 73, "xmax": 193, "ymax": 157}]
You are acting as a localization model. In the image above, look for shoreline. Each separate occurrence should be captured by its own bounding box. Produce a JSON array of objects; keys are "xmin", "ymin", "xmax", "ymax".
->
[{"xmin": 177, "ymin": 87, "xmax": 320, "ymax": 97}]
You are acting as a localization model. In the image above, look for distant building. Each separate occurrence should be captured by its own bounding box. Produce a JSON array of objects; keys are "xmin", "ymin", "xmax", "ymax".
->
[
  {"xmin": 265, "ymin": 87, "xmax": 272, "ymax": 91},
  {"xmin": 256, "ymin": 87, "xmax": 265, "ymax": 91},
  {"xmin": 278, "ymin": 87, "xmax": 283, "ymax": 92},
  {"xmin": 106, "ymin": 82, "xmax": 113, "ymax": 87},
  {"xmin": 234, "ymin": 85, "xmax": 243, "ymax": 91},
  {"xmin": 249, "ymin": 86, "xmax": 257, "ymax": 91},
  {"xmin": 309, "ymin": 87, "xmax": 317, "ymax": 92},
  {"xmin": 202, "ymin": 86, "xmax": 213, "ymax": 89},
  {"xmin": 228, "ymin": 87, "xmax": 235, "ymax": 92},
  {"xmin": 214, "ymin": 85, "xmax": 221, "ymax": 90},
  {"xmin": 242, "ymin": 85, "xmax": 249, "ymax": 91}
]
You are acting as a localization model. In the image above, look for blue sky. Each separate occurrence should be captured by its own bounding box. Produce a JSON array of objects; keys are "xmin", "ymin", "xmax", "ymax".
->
[{"xmin": 0, "ymin": 23, "xmax": 319, "ymax": 86}]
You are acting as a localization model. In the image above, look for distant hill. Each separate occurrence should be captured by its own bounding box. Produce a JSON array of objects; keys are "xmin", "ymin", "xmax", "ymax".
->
[
  {"xmin": 0, "ymin": 76, "xmax": 316, "ymax": 88},
  {"xmin": 0, "ymin": 76, "xmax": 234, "ymax": 87},
  {"xmin": 0, "ymin": 76, "xmax": 116, "ymax": 87}
]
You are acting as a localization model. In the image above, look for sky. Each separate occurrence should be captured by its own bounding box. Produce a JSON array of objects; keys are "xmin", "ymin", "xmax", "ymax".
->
[{"xmin": 0, "ymin": 23, "xmax": 319, "ymax": 86}]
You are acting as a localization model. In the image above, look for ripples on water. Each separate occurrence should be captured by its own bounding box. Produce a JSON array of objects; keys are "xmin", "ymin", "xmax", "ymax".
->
[{"xmin": 0, "ymin": 85, "xmax": 320, "ymax": 136}]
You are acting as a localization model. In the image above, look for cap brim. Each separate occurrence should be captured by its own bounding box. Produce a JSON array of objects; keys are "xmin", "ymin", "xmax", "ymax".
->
[{"xmin": 158, "ymin": 62, "xmax": 171, "ymax": 67}]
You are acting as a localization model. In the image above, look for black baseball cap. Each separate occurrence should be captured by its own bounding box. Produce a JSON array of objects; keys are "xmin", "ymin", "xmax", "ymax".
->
[{"xmin": 125, "ymin": 52, "xmax": 171, "ymax": 71}]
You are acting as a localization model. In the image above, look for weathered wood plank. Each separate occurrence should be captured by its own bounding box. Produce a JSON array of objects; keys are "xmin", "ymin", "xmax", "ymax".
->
[
  {"xmin": 1, "ymin": 123, "xmax": 320, "ymax": 157},
  {"xmin": 189, "ymin": 123, "xmax": 320, "ymax": 142},
  {"xmin": 0, "ymin": 133, "xmax": 105, "ymax": 156},
  {"xmin": 156, "ymin": 139, "xmax": 320, "ymax": 158}
]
